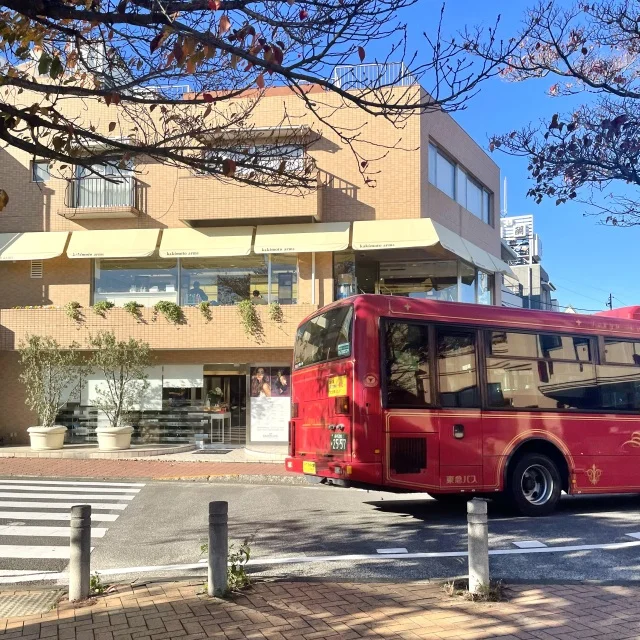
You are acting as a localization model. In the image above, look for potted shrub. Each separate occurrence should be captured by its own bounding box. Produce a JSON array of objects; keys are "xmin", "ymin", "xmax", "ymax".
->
[
  {"xmin": 18, "ymin": 335, "xmax": 86, "ymax": 450},
  {"xmin": 89, "ymin": 331, "xmax": 151, "ymax": 451}
]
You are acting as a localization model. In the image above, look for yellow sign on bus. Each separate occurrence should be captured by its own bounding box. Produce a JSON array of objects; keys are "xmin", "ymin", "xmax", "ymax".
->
[{"xmin": 328, "ymin": 375, "xmax": 348, "ymax": 397}]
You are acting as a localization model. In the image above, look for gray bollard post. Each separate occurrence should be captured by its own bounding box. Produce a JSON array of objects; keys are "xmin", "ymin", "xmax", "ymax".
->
[
  {"xmin": 69, "ymin": 505, "xmax": 91, "ymax": 601},
  {"xmin": 208, "ymin": 501, "xmax": 228, "ymax": 597},
  {"xmin": 467, "ymin": 498, "xmax": 489, "ymax": 595}
]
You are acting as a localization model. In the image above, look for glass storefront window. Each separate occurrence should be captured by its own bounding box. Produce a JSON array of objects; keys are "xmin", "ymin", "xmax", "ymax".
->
[
  {"xmin": 180, "ymin": 256, "xmax": 268, "ymax": 306},
  {"xmin": 379, "ymin": 261, "xmax": 458, "ymax": 302},
  {"xmin": 478, "ymin": 271, "xmax": 494, "ymax": 305},
  {"xmin": 334, "ymin": 251, "xmax": 357, "ymax": 299},
  {"xmin": 269, "ymin": 254, "xmax": 298, "ymax": 304},
  {"xmin": 459, "ymin": 262, "xmax": 476, "ymax": 303},
  {"xmin": 94, "ymin": 258, "xmax": 178, "ymax": 305}
]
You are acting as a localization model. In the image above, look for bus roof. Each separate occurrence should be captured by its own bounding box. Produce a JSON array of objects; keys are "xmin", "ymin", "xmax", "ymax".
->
[{"xmin": 302, "ymin": 295, "xmax": 640, "ymax": 339}]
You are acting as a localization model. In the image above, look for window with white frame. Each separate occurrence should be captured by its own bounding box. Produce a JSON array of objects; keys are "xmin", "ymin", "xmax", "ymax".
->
[
  {"xmin": 32, "ymin": 160, "xmax": 50, "ymax": 183},
  {"xmin": 428, "ymin": 144, "xmax": 455, "ymax": 199},
  {"xmin": 429, "ymin": 143, "xmax": 493, "ymax": 225}
]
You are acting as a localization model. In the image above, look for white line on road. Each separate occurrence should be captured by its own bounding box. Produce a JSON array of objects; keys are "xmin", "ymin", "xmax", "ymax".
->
[
  {"xmin": 0, "ymin": 545, "xmax": 92, "ymax": 559},
  {"xmin": 0, "ymin": 525, "xmax": 107, "ymax": 538},
  {"xmin": 4, "ymin": 538, "xmax": 640, "ymax": 585},
  {"xmin": 626, "ymin": 533, "xmax": 640, "ymax": 540},
  {"xmin": 0, "ymin": 511, "xmax": 118, "ymax": 522},
  {"xmin": 0, "ymin": 480, "xmax": 145, "ymax": 487},
  {"xmin": 0, "ymin": 501, "xmax": 128, "ymax": 510},
  {"xmin": 0, "ymin": 485, "xmax": 140, "ymax": 494},
  {"xmin": 512, "ymin": 540, "xmax": 547, "ymax": 549},
  {"xmin": 0, "ymin": 492, "xmax": 135, "ymax": 501},
  {"xmin": 376, "ymin": 548, "xmax": 408, "ymax": 554},
  {"xmin": 0, "ymin": 570, "xmax": 56, "ymax": 577}
]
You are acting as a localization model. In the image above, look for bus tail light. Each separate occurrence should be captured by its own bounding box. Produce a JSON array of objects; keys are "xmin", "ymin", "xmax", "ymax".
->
[
  {"xmin": 291, "ymin": 403, "xmax": 299, "ymax": 419},
  {"xmin": 335, "ymin": 396, "xmax": 350, "ymax": 415},
  {"xmin": 288, "ymin": 421, "xmax": 295, "ymax": 456}
]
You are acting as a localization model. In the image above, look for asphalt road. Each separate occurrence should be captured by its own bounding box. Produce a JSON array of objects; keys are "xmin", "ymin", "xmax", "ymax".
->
[{"xmin": 3, "ymin": 478, "xmax": 640, "ymax": 585}]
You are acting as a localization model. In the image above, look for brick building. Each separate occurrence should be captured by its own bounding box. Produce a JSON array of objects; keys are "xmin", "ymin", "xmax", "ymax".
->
[{"xmin": 0, "ymin": 67, "xmax": 509, "ymax": 448}]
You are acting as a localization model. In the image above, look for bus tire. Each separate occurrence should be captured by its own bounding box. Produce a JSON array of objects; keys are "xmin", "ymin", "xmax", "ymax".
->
[{"xmin": 507, "ymin": 453, "xmax": 561, "ymax": 517}]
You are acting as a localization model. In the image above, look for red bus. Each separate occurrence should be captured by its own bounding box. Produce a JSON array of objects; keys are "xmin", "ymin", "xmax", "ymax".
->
[{"xmin": 285, "ymin": 294, "xmax": 640, "ymax": 516}]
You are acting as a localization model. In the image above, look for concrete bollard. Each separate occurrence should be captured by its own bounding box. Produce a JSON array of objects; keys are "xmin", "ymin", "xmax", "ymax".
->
[
  {"xmin": 208, "ymin": 501, "xmax": 228, "ymax": 597},
  {"xmin": 467, "ymin": 498, "xmax": 489, "ymax": 595},
  {"xmin": 69, "ymin": 505, "xmax": 91, "ymax": 601}
]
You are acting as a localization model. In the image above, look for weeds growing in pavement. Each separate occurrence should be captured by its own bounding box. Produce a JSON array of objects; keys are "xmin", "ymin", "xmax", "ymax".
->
[
  {"xmin": 90, "ymin": 572, "xmax": 105, "ymax": 595},
  {"xmin": 443, "ymin": 578, "xmax": 507, "ymax": 602},
  {"xmin": 200, "ymin": 535, "xmax": 254, "ymax": 595}
]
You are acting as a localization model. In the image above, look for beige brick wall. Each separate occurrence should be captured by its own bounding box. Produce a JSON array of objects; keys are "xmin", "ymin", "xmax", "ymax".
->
[
  {"xmin": 0, "ymin": 305, "xmax": 316, "ymax": 351},
  {"xmin": 0, "ymin": 256, "xmax": 91, "ymax": 308}
]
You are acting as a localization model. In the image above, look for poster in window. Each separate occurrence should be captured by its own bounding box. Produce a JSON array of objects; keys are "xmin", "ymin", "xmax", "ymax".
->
[{"xmin": 250, "ymin": 366, "xmax": 291, "ymax": 442}]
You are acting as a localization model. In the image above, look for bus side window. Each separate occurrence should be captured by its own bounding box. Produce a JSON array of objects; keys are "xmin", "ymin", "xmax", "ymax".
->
[
  {"xmin": 436, "ymin": 329, "xmax": 480, "ymax": 408},
  {"xmin": 384, "ymin": 322, "xmax": 431, "ymax": 407}
]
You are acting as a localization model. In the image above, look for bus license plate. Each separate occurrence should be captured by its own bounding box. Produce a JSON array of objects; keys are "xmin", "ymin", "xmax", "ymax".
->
[
  {"xmin": 303, "ymin": 461, "xmax": 316, "ymax": 474},
  {"xmin": 330, "ymin": 433, "xmax": 348, "ymax": 451}
]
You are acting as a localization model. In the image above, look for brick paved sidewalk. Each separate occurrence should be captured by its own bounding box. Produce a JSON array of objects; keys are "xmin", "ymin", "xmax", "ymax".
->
[
  {"xmin": 0, "ymin": 458, "xmax": 297, "ymax": 482},
  {"xmin": 3, "ymin": 579, "xmax": 639, "ymax": 640}
]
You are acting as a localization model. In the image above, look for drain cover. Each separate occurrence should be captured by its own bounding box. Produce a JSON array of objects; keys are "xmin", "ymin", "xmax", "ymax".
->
[{"xmin": 0, "ymin": 591, "xmax": 61, "ymax": 618}]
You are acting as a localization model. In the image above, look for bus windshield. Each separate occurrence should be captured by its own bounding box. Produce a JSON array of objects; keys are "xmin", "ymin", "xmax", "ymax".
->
[{"xmin": 294, "ymin": 305, "xmax": 354, "ymax": 369}]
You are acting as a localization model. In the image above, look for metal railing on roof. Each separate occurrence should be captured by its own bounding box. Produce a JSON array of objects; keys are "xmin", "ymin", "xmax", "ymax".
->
[{"xmin": 331, "ymin": 63, "xmax": 418, "ymax": 89}]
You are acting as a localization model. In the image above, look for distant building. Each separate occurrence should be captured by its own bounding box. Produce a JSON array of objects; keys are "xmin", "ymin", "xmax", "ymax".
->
[{"xmin": 500, "ymin": 214, "xmax": 558, "ymax": 311}]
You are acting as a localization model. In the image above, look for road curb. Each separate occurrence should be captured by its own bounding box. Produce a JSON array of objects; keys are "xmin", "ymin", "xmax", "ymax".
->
[{"xmin": 152, "ymin": 474, "xmax": 309, "ymax": 485}]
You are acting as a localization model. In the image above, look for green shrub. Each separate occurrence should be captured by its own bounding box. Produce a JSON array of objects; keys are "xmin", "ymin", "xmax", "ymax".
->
[
  {"xmin": 153, "ymin": 301, "xmax": 184, "ymax": 324},
  {"xmin": 92, "ymin": 300, "xmax": 115, "ymax": 317},
  {"xmin": 123, "ymin": 301, "xmax": 143, "ymax": 320},
  {"xmin": 198, "ymin": 301, "xmax": 212, "ymax": 322},
  {"xmin": 64, "ymin": 301, "xmax": 82, "ymax": 322}
]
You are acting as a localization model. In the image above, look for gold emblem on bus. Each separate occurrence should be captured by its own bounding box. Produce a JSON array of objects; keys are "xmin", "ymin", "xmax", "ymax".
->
[
  {"xmin": 586, "ymin": 464, "xmax": 602, "ymax": 486},
  {"xmin": 622, "ymin": 432, "xmax": 640, "ymax": 449}
]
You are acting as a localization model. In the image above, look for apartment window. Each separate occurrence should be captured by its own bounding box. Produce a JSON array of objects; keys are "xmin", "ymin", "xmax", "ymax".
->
[
  {"xmin": 429, "ymin": 143, "xmax": 492, "ymax": 225},
  {"xmin": 430, "ymin": 145, "xmax": 455, "ymax": 199},
  {"xmin": 32, "ymin": 160, "xmax": 50, "ymax": 183}
]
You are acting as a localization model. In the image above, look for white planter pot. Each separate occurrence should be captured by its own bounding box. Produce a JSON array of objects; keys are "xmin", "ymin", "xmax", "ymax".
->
[
  {"xmin": 96, "ymin": 425, "xmax": 134, "ymax": 451},
  {"xmin": 27, "ymin": 425, "xmax": 67, "ymax": 451}
]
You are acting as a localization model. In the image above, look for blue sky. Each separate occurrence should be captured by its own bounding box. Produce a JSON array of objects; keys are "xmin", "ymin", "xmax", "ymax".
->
[{"xmin": 393, "ymin": 0, "xmax": 640, "ymax": 312}]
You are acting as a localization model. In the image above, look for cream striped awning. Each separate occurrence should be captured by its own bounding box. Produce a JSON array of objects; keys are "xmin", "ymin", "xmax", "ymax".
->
[
  {"xmin": 159, "ymin": 227, "xmax": 253, "ymax": 258},
  {"xmin": 254, "ymin": 222, "xmax": 350, "ymax": 254},
  {"xmin": 67, "ymin": 229, "xmax": 160, "ymax": 259},
  {"xmin": 352, "ymin": 218, "xmax": 513, "ymax": 276},
  {"xmin": 0, "ymin": 231, "xmax": 69, "ymax": 261}
]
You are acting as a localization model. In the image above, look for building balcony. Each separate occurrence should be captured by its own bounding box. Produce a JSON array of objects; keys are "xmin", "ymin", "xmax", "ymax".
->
[
  {"xmin": 57, "ymin": 176, "xmax": 144, "ymax": 219},
  {"xmin": 0, "ymin": 304, "xmax": 317, "ymax": 351},
  {"xmin": 177, "ymin": 174, "xmax": 323, "ymax": 227}
]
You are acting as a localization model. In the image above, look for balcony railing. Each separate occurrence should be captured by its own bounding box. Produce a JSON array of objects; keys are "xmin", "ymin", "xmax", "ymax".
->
[
  {"xmin": 65, "ymin": 175, "xmax": 142, "ymax": 210},
  {"xmin": 332, "ymin": 63, "xmax": 418, "ymax": 90}
]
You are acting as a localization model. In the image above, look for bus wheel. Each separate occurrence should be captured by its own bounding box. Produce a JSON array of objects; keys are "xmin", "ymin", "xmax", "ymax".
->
[{"xmin": 508, "ymin": 453, "xmax": 561, "ymax": 517}]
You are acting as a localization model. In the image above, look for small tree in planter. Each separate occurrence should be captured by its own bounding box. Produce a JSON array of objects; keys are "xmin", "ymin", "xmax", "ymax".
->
[
  {"xmin": 18, "ymin": 335, "xmax": 86, "ymax": 450},
  {"xmin": 89, "ymin": 332, "xmax": 151, "ymax": 451}
]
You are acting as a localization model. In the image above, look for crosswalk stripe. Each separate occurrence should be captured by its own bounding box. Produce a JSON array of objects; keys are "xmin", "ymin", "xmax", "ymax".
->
[
  {"xmin": 0, "ymin": 545, "xmax": 93, "ymax": 559},
  {"xmin": 0, "ymin": 480, "xmax": 145, "ymax": 487},
  {"xmin": 0, "ymin": 525, "xmax": 107, "ymax": 538},
  {"xmin": 0, "ymin": 511, "xmax": 118, "ymax": 522},
  {"xmin": 0, "ymin": 570, "xmax": 56, "ymax": 576},
  {"xmin": 0, "ymin": 492, "xmax": 135, "ymax": 500},
  {"xmin": 0, "ymin": 484, "xmax": 140, "ymax": 494},
  {"xmin": 0, "ymin": 500, "xmax": 128, "ymax": 510},
  {"xmin": 0, "ymin": 480, "xmax": 142, "ymax": 579}
]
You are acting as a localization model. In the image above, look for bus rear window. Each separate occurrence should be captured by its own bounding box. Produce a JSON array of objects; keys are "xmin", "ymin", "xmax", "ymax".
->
[{"xmin": 294, "ymin": 306, "xmax": 354, "ymax": 369}]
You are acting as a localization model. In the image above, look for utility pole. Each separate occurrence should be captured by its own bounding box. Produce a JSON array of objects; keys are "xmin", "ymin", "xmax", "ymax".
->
[{"xmin": 607, "ymin": 293, "xmax": 613, "ymax": 310}]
